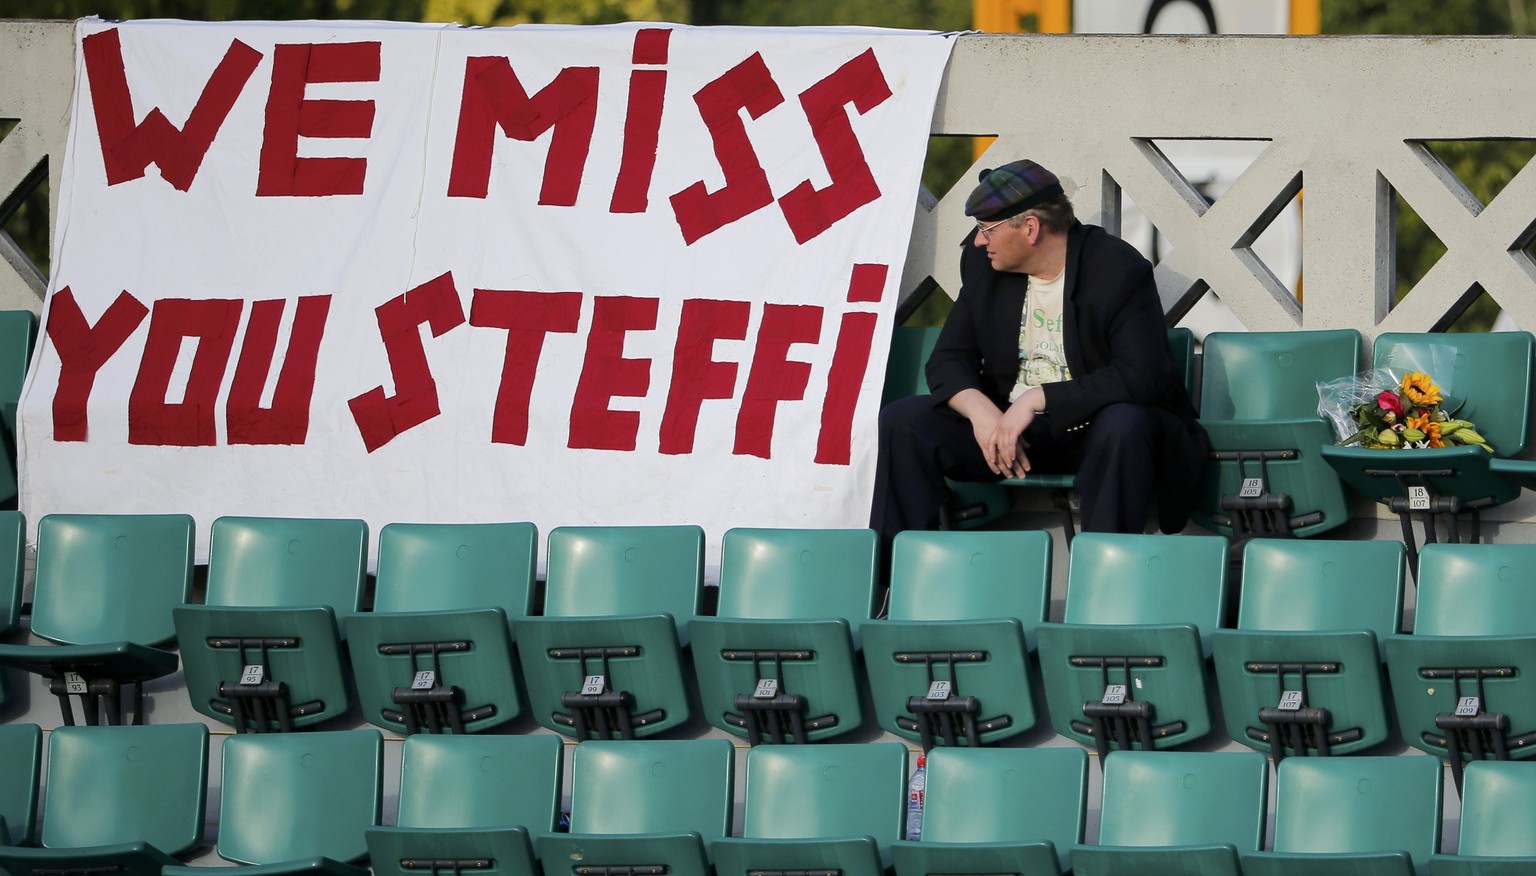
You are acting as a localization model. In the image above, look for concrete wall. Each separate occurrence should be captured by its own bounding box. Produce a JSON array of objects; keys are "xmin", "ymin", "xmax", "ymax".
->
[
  {"xmin": 903, "ymin": 33, "xmax": 1536, "ymax": 342},
  {"xmin": 0, "ymin": 20, "xmax": 71, "ymax": 314}
]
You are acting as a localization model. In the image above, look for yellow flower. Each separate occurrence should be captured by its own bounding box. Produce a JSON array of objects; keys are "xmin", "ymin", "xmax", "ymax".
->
[
  {"xmin": 1406, "ymin": 412, "xmax": 1432, "ymax": 434},
  {"xmin": 1425, "ymin": 421, "xmax": 1444, "ymax": 448},
  {"xmin": 1402, "ymin": 371, "xmax": 1442, "ymax": 406}
]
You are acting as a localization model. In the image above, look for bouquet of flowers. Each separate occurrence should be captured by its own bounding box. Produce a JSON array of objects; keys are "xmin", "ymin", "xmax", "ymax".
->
[{"xmin": 1317, "ymin": 367, "xmax": 1492, "ymax": 452}]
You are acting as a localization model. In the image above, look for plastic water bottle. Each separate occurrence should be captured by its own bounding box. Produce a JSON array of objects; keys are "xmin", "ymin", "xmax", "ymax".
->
[{"xmin": 905, "ymin": 753, "xmax": 927, "ymax": 841}]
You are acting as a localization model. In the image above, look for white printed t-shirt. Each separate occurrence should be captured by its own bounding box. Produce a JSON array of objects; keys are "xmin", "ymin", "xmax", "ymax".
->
[{"xmin": 1009, "ymin": 268, "xmax": 1071, "ymax": 403}]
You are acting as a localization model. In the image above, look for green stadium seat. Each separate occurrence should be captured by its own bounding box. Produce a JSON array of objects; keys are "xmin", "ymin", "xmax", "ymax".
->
[
  {"xmin": 165, "ymin": 730, "xmax": 381, "ymax": 876},
  {"xmin": 1240, "ymin": 755, "xmax": 1441, "ymax": 876},
  {"xmin": 1036, "ymin": 532, "xmax": 1229, "ymax": 757},
  {"xmin": 175, "ymin": 516, "xmax": 367, "ymax": 732},
  {"xmin": 1195, "ymin": 329, "xmax": 1361, "ymax": 539},
  {"xmin": 515, "ymin": 525, "xmax": 702, "ymax": 739},
  {"xmin": 366, "ymin": 734, "xmax": 563, "ymax": 876},
  {"xmin": 1212, "ymin": 537, "xmax": 1406, "ymax": 758},
  {"xmin": 0, "ymin": 511, "xmax": 19, "ymax": 638},
  {"xmin": 690, "ymin": 528, "xmax": 877, "ymax": 743},
  {"xmin": 0, "ymin": 723, "xmax": 41, "ymax": 846},
  {"xmin": 1071, "ymin": 750, "xmax": 1269, "ymax": 876},
  {"xmin": 1385, "ymin": 543, "xmax": 1536, "ymax": 791},
  {"xmin": 1429, "ymin": 761, "xmax": 1536, "ymax": 875},
  {"xmin": 1320, "ymin": 331, "xmax": 1533, "ymax": 571},
  {"xmin": 890, "ymin": 747, "xmax": 1087, "ymax": 876},
  {"xmin": 0, "ymin": 310, "xmax": 36, "ymax": 507},
  {"xmin": 0, "ymin": 509, "xmax": 22, "ymax": 707},
  {"xmin": 861, "ymin": 529, "xmax": 1050, "ymax": 747},
  {"xmin": 0, "ymin": 723, "xmax": 207, "ymax": 876},
  {"xmin": 0, "ymin": 513, "xmax": 192, "ymax": 725},
  {"xmin": 710, "ymin": 743, "xmax": 906, "ymax": 876},
  {"xmin": 345, "ymin": 521, "xmax": 536, "ymax": 734},
  {"xmin": 539, "ymin": 739, "xmax": 736, "ymax": 876}
]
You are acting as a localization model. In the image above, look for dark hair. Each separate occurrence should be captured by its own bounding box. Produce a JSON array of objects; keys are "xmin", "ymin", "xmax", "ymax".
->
[{"xmin": 1020, "ymin": 193, "xmax": 1075, "ymax": 234}]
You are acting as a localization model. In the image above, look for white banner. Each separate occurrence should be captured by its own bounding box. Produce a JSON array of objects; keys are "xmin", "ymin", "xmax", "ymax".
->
[{"xmin": 19, "ymin": 18, "xmax": 954, "ymax": 568}]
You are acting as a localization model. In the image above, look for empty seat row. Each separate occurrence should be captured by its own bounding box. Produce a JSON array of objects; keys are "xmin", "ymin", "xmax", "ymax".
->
[
  {"xmin": 9, "ymin": 516, "xmax": 1536, "ymax": 774},
  {"xmin": 7, "ymin": 513, "xmax": 1536, "ymax": 791},
  {"xmin": 4, "ymin": 729, "xmax": 1531, "ymax": 876},
  {"xmin": 0, "ymin": 515, "xmax": 880, "ymax": 742}
]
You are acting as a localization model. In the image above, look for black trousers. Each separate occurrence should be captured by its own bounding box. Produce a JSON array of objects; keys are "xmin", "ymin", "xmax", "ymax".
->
[{"xmin": 869, "ymin": 394, "xmax": 1185, "ymax": 557}]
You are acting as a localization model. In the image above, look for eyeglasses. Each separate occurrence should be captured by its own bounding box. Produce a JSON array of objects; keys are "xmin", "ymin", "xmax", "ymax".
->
[{"xmin": 975, "ymin": 218, "xmax": 1009, "ymax": 239}]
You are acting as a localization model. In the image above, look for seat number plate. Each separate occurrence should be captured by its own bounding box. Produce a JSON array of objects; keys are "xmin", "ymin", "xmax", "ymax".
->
[
  {"xmin": 1239, "ymin": 478, "xmax": 1265, "ymax": 499},
  {"xmin": 1278, "ymin": 690, "xmax": 1304, "ymax": 711},
  {"xmin": 412, "ymin": 670, "xmax": 437, "ymax": 690},
  {"xmin": 581, "ymin": 675, "xmax": 607, "ymax": 696},
  {"xmin": 64, "ymin": 672, "xmax": 88, "ymax": 695},
  {"xmin": 753, "ymin": 678, "xmax": 779, "ymax": 699},
  {"xmin": 1408, "ymin": 486, "xmax": 1431, "ymax": 511},
  {"xmin": 240, "ymin": 665, "xmax": 265, "ymax": 686},
  {"xmin": 1101, "ymin": 684, "xmax": 1128, "ymax": 705},
  {"xmin": 1456, "ymin": 696, "xmax": 1481, "ymax": 717},
  {"xmin": 926, "ymin": 680, "xmax": 953, "ymax": 701}
]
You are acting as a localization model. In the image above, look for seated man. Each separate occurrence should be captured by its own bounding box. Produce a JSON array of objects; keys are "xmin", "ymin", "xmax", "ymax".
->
[{"xmin": 871, "ymin": 159, "xmax": 1208, "ymax": 555}]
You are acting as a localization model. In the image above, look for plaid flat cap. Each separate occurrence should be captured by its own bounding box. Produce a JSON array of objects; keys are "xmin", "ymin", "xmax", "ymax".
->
[{"xmin": 964, "ymin": 159, "xmax": 1064, "ymax": 221}]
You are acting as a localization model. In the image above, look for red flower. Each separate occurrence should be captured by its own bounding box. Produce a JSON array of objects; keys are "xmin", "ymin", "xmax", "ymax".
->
[{"xmin": 1377, "ymin": 390, "xmax": 1404, "ymax": 418}]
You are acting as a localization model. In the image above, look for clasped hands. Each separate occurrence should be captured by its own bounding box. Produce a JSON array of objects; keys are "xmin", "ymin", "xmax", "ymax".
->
[{"xmin": 965, "ymin": 387, "xmax": 1046, "ymax": 479}]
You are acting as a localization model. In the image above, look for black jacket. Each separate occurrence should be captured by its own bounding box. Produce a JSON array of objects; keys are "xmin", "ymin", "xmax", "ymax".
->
[{"xmin": 925, "ymin": 221, "xmax": 1208, "ymax": 532}]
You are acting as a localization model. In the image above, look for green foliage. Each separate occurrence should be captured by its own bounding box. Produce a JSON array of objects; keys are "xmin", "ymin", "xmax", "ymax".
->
[
  {"xmin": 693, "ymin": 0, "xmax": 964, "ymax": 28},
  {"xmin": 422, "ymin": 0, "xmax": 685, "ymax": 26}
]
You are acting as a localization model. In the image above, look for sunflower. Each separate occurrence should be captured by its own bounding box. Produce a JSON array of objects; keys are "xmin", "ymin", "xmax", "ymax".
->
[{"xmin": 1402, "ymin": 371, "xmax": 1442, "ymax": 406}]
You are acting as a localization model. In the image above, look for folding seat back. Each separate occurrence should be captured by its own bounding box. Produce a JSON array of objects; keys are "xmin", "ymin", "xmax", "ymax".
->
[
  {"xmin": 346, "ymin": 521, "xmax": 536, "ymax": 734},
  {"xmin": 175, "ymin": 516, "xmax": 367, "ymax": 731},
  {"xmin": 1321, "ymin": 331, "xmax": 1534, "ymax": 569},
  {"xmin": 712, "ymin": 743, "xmax": 906, "ymax": 876},
  {"xmin": 515, "ymin": 525, "xmax": 702, "ymax": 739},
  {"xmin": 1432, "ymin": 760, "xmax": 1536, "ymax": 872},
  {"xmin": 1196, "ymin": 329, "xmax": 1360, "ymax": 539},
  {"xmin": 0, "ymin": 510, "xmax": 20, "ymax": 708},
  {"xmin": 0, "ymin": 511, "xmax": 20, "ymax": 639},
  {"xmin": 0, "ymin": 724, "xmax": 207, "ymax": 876},
  {"xmin": 0, "ymin": 723, "xmax": 41, "ymax": 846},
  {"xmin": 713, "ymin": 528, "xmax": 877, "ymax": 628},
  {"xmin": 203, "ymin": 516, "xmax": 369, "ymax": 612},
  {"xmin": 891, "ymin": 747, "xmax": 1087, "ymax": 876},
  {"xmin": 0, "ymin": 513, "xmax": 193, "ymax": 725},
  {"xmin": 862, "ymin": 529, "xmax": 1050, "ymax": 747},
  {"xmin": 1036, "ymin": 532, "xmax": 1228, "ymax": 756},
  {"xmin": 1242, "ymin": 755, "xmax": 1441, "ymax": 876},
  {"xmin": 541, "ymin": 740, "xmax": 735, "ymax": 876},
  {"xmin": 690, "ymin": 528, "xmax": 878, "ymax": 743},
  {"xmin": 882, "ymin": 325, "xmax": 940, "ymax": 406},
  {"xmin": 566, "ymin": 739, "xmax": 734, "ymax": 835},
  {"xmin": 1072, "ymin": 750, "xmax": 1268, "ymax": 876},
  {"xmin": 370, "ymin": 521, "xmax": 537, "ymax": 614},
  {"xmin": 393, "ymin": 734, "xmax": 563, "ymax": 830},
  {"xmin": 366, "ymin": 734, "xmax": 562, "ymax": 876},
  {"xmin": 1386, "ymin": 543, "xmax": 1536, "ymax": 791},
  {"xmin": 213, "ymin": 730, "xmax": 382, "ymax": 866},
  {"xmin": 39, "ymin": 724, "xmax": 208, "ymax": 851},
  {"xmin": 1213, "ymin": 538, "xmax": 1405, "ymax": 759}
]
